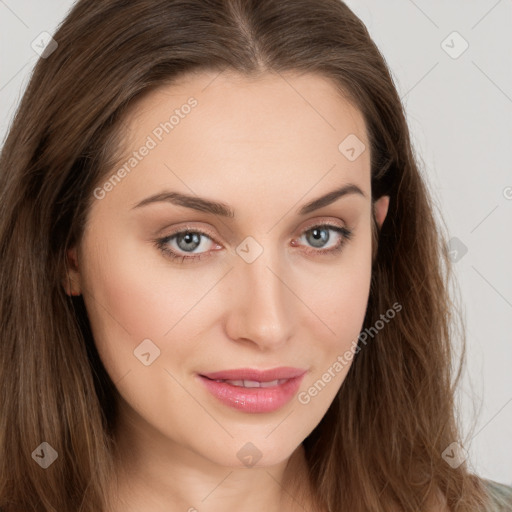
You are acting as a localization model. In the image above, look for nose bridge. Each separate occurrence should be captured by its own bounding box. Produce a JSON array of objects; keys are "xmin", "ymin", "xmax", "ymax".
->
[{"xmin": 225, "ymin": 244, "xmax": 293, "ymax": 347}]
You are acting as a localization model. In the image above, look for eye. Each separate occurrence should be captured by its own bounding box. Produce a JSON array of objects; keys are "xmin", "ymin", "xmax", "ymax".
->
[
  {"xmin": 293, "ymin": 224, "xmax": 353, "ymax": 254},
  {"xmin": 154, "ymin": 223, "xmax": 354, "ymax": 264},
  {"xmin": 155, "ymin": 229, "xmax": 221, "ymax": 262}
]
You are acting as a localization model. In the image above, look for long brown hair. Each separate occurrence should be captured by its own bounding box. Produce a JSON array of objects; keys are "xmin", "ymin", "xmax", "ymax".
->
[{"xmin": 0, "ymin": 0, "xmax": 491, "ymax": 510}]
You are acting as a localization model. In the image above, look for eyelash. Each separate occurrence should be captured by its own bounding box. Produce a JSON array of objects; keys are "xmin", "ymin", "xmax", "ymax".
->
[{"xmin": 154, "ymin": 224, "xmax": 354, "ymax": 263}]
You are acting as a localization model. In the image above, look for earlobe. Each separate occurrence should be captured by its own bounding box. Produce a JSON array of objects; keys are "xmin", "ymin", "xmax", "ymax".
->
[
  {"xmin": 63, "ymin": 247, "xmax": 82, "ymax": 296},
  {"xmin": 374, "ymin": 195, "xmax": 390, "ymax": 229}
]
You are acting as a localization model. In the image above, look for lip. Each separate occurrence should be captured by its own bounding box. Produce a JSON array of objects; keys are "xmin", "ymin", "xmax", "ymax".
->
[{"xmin": 198, "ymin": 367, "xmax": 307, "ymax": 413}]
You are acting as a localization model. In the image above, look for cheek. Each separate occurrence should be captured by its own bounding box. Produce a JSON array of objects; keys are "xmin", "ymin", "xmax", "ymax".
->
[
  {"xmin": 290, "ymin": 232, "xmax": 372, "ymax": 413},
  {"xmin": 82, "ymin": 230, "xmax": 211, "ymax": 332},
  {"xmin": 295, "ymin": 232, "xmax": 373, "ymax": 349},
  {"xmin": 79, "ymin": 231, "xmax": 229, "ymax": 379},
  {"xmin": 314, "ymin": 265, "xmax": 370, "ymax": 323},
  {"xmin": 292, "ymin": 247, "xmax": 372, "ymax": 414}
]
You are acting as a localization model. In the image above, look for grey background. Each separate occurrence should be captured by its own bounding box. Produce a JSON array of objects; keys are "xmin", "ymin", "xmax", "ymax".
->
[{"xmin": 1, "ymin": 0, "xmax": 511, "ymax": 484}]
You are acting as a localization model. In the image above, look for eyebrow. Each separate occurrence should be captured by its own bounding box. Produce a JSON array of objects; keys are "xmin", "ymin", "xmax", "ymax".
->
[{"xmin": 131, "ymin": 183, "xmax": 366, "ymax": 217}]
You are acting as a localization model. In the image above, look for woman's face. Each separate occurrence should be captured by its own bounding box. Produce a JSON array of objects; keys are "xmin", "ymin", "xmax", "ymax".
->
[{"xmin": 67, "ymin": 70, "xmax": 389, "ymax": 468}]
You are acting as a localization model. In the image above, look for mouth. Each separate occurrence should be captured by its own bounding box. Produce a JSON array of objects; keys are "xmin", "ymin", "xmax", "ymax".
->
[
  {"xmin": 204, "ymin": 378, "xmax": 288, "ymax": 388},
  {"xmin": 197, "ymin": 367, "xmax": 307, "ymax": 413}
]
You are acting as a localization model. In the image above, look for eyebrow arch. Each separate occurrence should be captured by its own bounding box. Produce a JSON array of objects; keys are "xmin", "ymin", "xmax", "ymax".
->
[
  {"xmin": 131, "ymin": 183, "xmax": 366, "ymax": 217},
  {"xmin": 298, "ymin": 183, "xmax": 366, "ymax": 214}
]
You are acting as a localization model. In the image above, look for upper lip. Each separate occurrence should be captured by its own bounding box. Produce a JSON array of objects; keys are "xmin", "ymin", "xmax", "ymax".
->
[{"xmin": 200, "ymin": 367, "xmax": 307, "ymax": 382}]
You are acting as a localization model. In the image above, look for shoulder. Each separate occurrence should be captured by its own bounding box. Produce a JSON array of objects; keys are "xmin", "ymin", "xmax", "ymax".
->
[{"xmin": 480, "ymin": 478, "xmax": 512, "ymax": 511}]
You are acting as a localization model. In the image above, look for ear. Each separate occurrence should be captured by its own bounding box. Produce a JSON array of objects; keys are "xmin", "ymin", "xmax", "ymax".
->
[
  {"xmin": 373, "ymin": 195, "xmax": 390, "ymax": 229},
  {"xmin": 62, "ymin": 246, "xmax": 82, "ymax": 296}
]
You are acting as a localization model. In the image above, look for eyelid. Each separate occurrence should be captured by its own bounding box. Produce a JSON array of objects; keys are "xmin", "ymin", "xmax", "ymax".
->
[
  {"xmin": 296, "ymin": 217, "xmax": 347, "ymax": 234},
  {"xmin": 159, "ymin": 223, "xmax": 221, "ymax": 243}
]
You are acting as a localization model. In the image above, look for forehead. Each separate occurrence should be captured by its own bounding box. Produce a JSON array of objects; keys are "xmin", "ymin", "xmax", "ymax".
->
[
  {"xmin": 124, "ymin": 69, "xmax": 367, "ymax": 145},
  {"xmin": 100, "ymin": 70, "xmax": 371, "ymax": 211}
]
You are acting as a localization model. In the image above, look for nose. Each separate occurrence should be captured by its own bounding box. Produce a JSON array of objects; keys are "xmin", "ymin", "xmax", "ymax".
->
[{"xmin": 223, "ymin": 248, "xmax": 295, "ymax": 351}]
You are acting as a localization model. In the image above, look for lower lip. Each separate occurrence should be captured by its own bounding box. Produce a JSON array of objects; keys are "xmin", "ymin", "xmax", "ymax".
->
[{"xmin": 198, "ymin": 374, "xmax": 305, "ymax": 413}]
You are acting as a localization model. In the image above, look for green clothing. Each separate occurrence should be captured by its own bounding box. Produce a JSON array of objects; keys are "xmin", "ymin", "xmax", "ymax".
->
[{"xmin": 483, "ymin": 479, "xmax": 512, "ymax": 510}]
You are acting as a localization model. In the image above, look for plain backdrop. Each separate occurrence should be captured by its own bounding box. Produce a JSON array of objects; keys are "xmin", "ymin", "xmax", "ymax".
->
[{"xmin": 1, "ymin": 0, "xmax": 511, "ymax": 485}]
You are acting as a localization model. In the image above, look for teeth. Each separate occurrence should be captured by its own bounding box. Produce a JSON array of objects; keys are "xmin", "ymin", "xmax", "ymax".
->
[
  {"xmin": 215, "ymin": 378, "xmax": 285, "ymax": 388},
  {"xmin": 259, "ymin": 379, "xmax": 280, "ymax": 388},
  {"xmin": 243, "ymin": 380, "xmax": 261, "ymax": 388}
]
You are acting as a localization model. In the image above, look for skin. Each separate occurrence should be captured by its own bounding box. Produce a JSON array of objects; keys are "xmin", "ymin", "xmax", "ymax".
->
[{"xmin": 64, "ymin": 70, "xmax": 391, "ymax": 512}]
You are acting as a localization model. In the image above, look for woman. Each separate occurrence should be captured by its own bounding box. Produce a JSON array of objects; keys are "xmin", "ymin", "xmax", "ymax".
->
[{"xmin": 0, "ymin": 0, "xmax": 510, "ymax": 511}]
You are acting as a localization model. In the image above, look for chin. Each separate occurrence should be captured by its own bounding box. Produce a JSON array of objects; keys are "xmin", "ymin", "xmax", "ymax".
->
[{"xmin": 199, "ymin": 433, "xmax": 303, "ymax": 470}]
